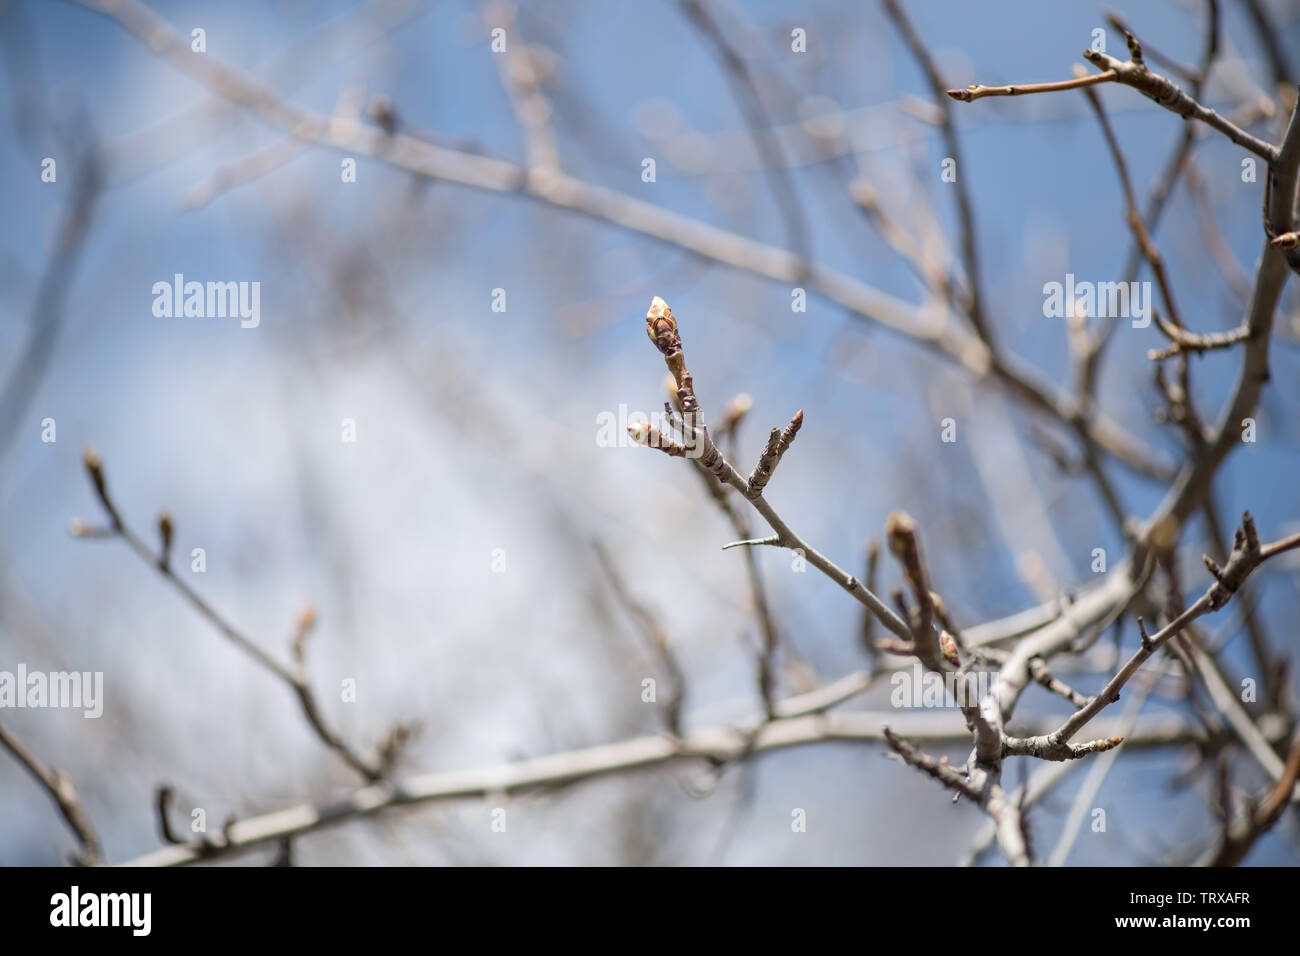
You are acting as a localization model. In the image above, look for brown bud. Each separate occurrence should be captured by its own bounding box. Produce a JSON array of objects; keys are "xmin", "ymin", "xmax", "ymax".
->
[
  {"xmin": 81, "ymin": 447, "xmax": 119, "ymax": 528},
  {"xmin": 157, "ymin": 512, "xmax": 174, "ymax": 568},
  {"xmin": 367, "ymin": 93, "xmax": 397, "ymax": 134},
  {"xmin": 779, "ymin": 409, "xmax": 803, "ymax": 452},
  {"xmin": 940, "ymin": 630, "xmax": 960, "ymax": 667},
  {"xmin": 1123, "ymin": 30, "xmax": 1143, "ymax": 64},
  {"xmin": 645, "ymin": 296, "xmax": 681, "ymax": 355},
  {"xmin": 292, "ymin": 604, "xmax": 318, "ymax": 661},
  {"xmin": 83, "ymin": 447, "xmax": 105, "ymax": 492},
  {"xmin": 885, "ymin": 510, "xmax": 918, "ymax": 558}
]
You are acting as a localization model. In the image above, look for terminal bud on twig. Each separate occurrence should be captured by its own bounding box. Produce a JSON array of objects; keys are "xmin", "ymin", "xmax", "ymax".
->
[
  {"xmin": 646, "ymin": 296, "xmax": 700, "ymax": 414},
  {"xmin": 83, "ymin": 449, "xmax": 107, "ymax": 505},
  {"xmin": 292, "ymin": 604, "xmax": 318, "ymax": 663},
  {"xmin": 1123, "ymin": 30, "xmax": 1144, "ymax": 66},
  {"xmin": 645, "ymin": 295, "xmax": 680, "ymax": 356},
  {"xmin": 157, "ymin": 512, "xmax": 173, "ymax": 570},
  {"xmin": 779, "ymin": 409, "xmax": 803, "ymax": 451},
  {"xmin": 886, "ymin": 510, "xmax": 938, "ymax": 650},
  {"xmin": 746, "ymin": 409, "xmax": 803, "ymax": 498},
  {"xmin": 886, "ymin": 510, "xmax": 920, "ymax": 567},
  {"xmin": 81, "ymin": 447, "xmax": 122, "ymax": 530},
  {"xmin": 940, "ymin": 630, "xmax": 960, "ymax": 667}
]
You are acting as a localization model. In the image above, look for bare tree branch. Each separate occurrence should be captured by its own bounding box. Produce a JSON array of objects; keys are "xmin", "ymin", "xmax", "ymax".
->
[
  {"xmin": 74, "ymin": 450, "xmax": 384, "ymax": 782},
  {"xmin": 0, "ymin": 719, "xmax": 101, "ymax": 865}
]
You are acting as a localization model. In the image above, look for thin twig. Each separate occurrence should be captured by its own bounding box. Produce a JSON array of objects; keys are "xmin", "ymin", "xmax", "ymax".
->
[
  {"xmin": 0, "ymin": 720, "xmax": 101, "ymax": 865},
  {"xmin": 74, "ymin": 450, "xmax": 383, "ymax": 782},
  {"xmin": 592, "ymin": 540, "xmax": 686, "ymax": 735},
  {"xmin": 947, "ymin": 71, "xmax": 1117, "ymax": 103},
  {"xmin": 882, "ymin": 0, "xmax": 994, "ymax": 345},
  {"xmin": 634, "ymin": 297, "xmax": 912, "ymax": 642},
  {"xmin": 1021, "ymin": 515, "xmax": 1300, "ymax": 760},
  {"xmin": 70, "ymin": 0, "xmax": 1171, "ymax": 482}
]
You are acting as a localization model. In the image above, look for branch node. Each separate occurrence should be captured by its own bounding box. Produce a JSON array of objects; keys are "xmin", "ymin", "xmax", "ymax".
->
[{"xmin": 1137, "ymin": 615, "xmax": 1154, "ymax": 652}]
